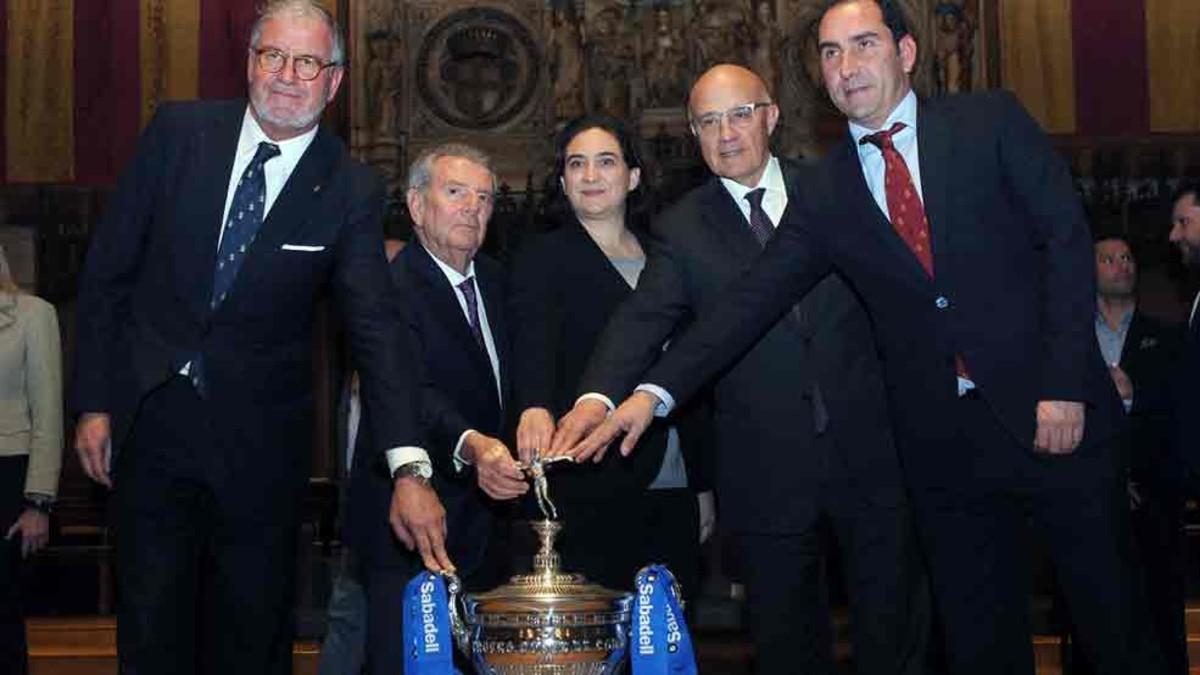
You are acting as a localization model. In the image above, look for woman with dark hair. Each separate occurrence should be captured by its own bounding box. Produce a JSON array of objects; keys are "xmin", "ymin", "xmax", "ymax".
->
[
  {"xmin": 508, "ymin": 115, "xmax": 712, "ymax": 596},
  {"xmin": 0, "ymin": 245, "xmax": 62, "ymax": 673}
]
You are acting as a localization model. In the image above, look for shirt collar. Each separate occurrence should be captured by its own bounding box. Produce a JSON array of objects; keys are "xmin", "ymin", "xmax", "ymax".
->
[
  {"xmin": 849, "ymin": 89, "xmax": 918, "ymax": 146},
  {"xmin": 423, "ymin": 244, "xmax": 476, "ymax": 287},
  {"xmin": 238, "ymin": 107, "xmax": 318, "ymax": 166},
  {"xmin": 719, "ymin": 155, "xmax": 785, "ymax": 203},
  {"xmin": 1094, "ymin": 304, "xmax": 1134, "ymax": 331}
]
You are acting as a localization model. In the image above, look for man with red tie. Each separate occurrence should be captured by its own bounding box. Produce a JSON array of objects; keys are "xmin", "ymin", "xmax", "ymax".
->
[{"xmin": 557, "ymin": 1, "xmax": 1164, "ymax": 673}]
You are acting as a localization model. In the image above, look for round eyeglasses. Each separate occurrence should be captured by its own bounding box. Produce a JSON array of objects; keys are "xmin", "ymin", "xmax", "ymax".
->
[{"xmin": 252, "ymin": 47, "xmax": 340, "ymax": 81}]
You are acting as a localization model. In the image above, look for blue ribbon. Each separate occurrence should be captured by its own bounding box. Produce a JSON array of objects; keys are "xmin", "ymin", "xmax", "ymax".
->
[
  {"xmin": 402, "ymin": 571, "xmax": 456, "ymax": 675},
  {"xmin": 631, "ymin": 564, "xmax": 697, "ymax": 675}
]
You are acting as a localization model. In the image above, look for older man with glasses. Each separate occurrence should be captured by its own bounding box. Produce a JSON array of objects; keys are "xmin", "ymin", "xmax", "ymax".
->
[
  {"xmin": 72, "ymin": 2, "xmax": 423, "ymax": 673},
  {"xmin": 549, "ymin": 64, "xmax": 932, "ymax": 675}
]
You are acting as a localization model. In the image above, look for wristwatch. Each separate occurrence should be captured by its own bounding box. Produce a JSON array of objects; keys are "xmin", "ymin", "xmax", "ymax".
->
[
  {"xmin": 24, "ymin": 494, "xmax": 54, "ymax": 515},
  {"xmin": 392, "ymin": 460, "xmax": 433, "ymax": 486}
]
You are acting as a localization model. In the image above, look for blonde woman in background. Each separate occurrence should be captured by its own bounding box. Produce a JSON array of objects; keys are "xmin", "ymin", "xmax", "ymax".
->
[{"xmin": 0, "ymin": 244, "xmax": 63, "ymax": 674}]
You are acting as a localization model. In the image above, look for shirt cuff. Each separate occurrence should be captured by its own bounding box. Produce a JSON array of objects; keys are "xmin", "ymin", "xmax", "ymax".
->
[
  {"xmin": 1121, "ymin": 398, "xmax": 1133, "ymax": 413},
  {"xmin": 385, "ymin": 446, "xmax": 432, "ymax": 476},
  {"xmin": 452, "ymin": 430, "xmax": 475, "ymax": 472},
  {"xmin": 576, "ymin": 392, "xmax": 616, "ymax": 412},
  {"xmin": 634, "ymin": 384, "xmax": 675, "ymax": 417}
]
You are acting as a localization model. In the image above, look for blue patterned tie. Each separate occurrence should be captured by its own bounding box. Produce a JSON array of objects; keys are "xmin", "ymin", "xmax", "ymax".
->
[{"xmin": 211, "ymin": 141, "xmax": 280, "ymax": 310}]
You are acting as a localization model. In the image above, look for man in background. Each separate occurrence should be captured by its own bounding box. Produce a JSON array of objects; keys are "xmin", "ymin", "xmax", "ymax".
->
[{"xmin": 1093, "ymin": 234, "xmax": 1186, "ymax": 673}]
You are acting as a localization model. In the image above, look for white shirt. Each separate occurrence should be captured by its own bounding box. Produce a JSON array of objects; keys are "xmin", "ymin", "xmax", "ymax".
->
[
  {"xmin": 1191, "ymin": 290, "xmax": 1200, "ymax": 328},
  {"xmin": 849, "ymin": 90, "xmax": 923, "ymax": 220},
  {"xmin": 587, "ymin": 156, "xmax": 790, "ymax": 416},
  {"xmin": 219, "ymin": 109, "xmax": 318, "ymax": 247},
  {"xmin": 386, "ymin": 247, "xmax": 502, "ymax": 475}
]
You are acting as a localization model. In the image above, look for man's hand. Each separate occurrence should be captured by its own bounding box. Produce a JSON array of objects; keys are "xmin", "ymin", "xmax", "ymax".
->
[
  {"xmin": 515, "ymin": 408, "xmax": 556, "ymax": 463},
  {"xmin": 568, "ymin": 391, "xmax": 659, "ymax": 463},
  {"xmin": 463, "ymin": 432, "xmax": 528, "ymax": 500},
  {"xmin": 388, "ymin": 476, "xmax": 454, "ymax": 573},
  {"xmin": 546, "ymin": 398, "xmax": 610, "ymax": 457},
  {"xmin": 74, "ymin": 412, "xmax": 113, "ymax": 488},
  {"xmin": 1033, "ymin": 400, "xmax": 1086, "ymax": 455},
  {"xmin": 1108, "ymin": 364, "xmax": 1133, "ymax": 402},
  {"xmin": 6, "ymin": 509, "xmax": 50, "ymax": 558}
]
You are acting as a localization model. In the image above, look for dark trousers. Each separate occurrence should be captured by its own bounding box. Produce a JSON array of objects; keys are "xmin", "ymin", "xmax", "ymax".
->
[
  {"xmin": 1131, "ymin": 495, "xmax": 1187, "ymax": 675},
  {"xmin": 114, "ymin": 378, "xmax": 299, "ymax": 675},
  {"xmin": 735, "ymin": 458, "xmax": 931, "ymax": 675},
  {"xmin": 0, "ymin": 455, "xmax": 29, "ymax": 675},
  {"xmin": 555, "ymin": 487, "xmax": 700, "ymax": 599},
  {"xmin": 905, "ymin": 396, "xmax": 1164, "ymax": 675}
]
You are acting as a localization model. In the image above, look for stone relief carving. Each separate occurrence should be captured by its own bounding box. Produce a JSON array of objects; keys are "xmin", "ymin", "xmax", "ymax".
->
[
  {"xmin": 547, "ymin": 4, "xmax": 586, "ymax": 121},
  {"xmin": 931, "ymin": 0, "xmax": 976, "ymax": 94},
  {"xmin": 352, "ymin": 0, "xmax": 994, "ymax": 193},
  {"xmin": 641, "ymin": 7, "xmax": 687, "ymax": 109},
  {"xmin": 414, "ymin": 7, "xmax": 542, "ymax": 129}
]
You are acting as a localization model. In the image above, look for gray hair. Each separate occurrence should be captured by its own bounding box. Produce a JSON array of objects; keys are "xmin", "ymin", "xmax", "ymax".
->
[
  {"xmin": 250, "ymin": 0, "xmax": 344, "ymax": 65},
  {"xmin": 406, "ymin": 143, "xmax": 497, "ymax": 193}
]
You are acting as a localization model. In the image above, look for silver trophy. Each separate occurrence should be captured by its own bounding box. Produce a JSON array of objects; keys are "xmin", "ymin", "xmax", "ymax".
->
[{"xmin": 446, "ymin": 456, "xmax": 634, "ymax": 674}]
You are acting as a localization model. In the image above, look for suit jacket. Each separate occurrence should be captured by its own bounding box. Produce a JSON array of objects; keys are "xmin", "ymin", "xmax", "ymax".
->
[
  {"xmin": 1176, "ymin": 308, "xmax": 1200, "ymax": 484},
  {"xmin": 508, "ymin": 220, "xmax": 714, "ymax": 501},
  {"xmin": 72, "ymin": 99, "xmax": 420, "ymax": 518},
  {"xmin": 577, "ymin": 159, "xmax": 898, "ymax": 533},
  {"xmin": 645, "ymin": 91, "xmax": 1125, "ymax": 489},
  {"xmin": 1116, "ymin": 310, "xmax": 1184, "ymax": 493},
  {"xmin": 0, "ymin": 294, "xmax": 63, "ymax": 497},
  {"xmin": 349, "ymin": 244, "xmax": 509, "ymax": 574}
]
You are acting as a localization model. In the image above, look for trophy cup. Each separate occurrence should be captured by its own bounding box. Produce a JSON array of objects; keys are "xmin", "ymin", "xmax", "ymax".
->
[{"xmin": 445, "ymin": 457, "xmax": 634, "ymax": 674}]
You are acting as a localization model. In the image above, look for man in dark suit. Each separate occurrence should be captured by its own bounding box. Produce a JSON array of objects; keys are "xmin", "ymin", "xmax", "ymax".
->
[
  {"xmin": 551, "ymin": 65, "xmax": 927, "ymax": 675},
  {"xmin": 1169, "ymin": 180, "xmax": 1200, "ymax": 454},
  {"xmin": 348, "ymin": 143, "xmax": 527, "ymax": 675},
  {"xmin": 565, "ymin": 1, "xmax": 1164, "ymax": 673},
  {"xmin": 70, "ymin": 3, "xmax": 424, "ymax": 673},
  {"xmin": 1092, "ymin": 234, "xmax": 1186, "ymax": 673}
]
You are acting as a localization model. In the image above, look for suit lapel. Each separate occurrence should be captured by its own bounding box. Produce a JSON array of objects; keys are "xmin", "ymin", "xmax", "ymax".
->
[
  {"xmin": 832, "ymin": 139, "xmax": 931, "ymax": 288},
  {"xmin": 407, "ymin": 245, "xmax": 498, "ymax": 398},
  {"xmin": 475, "ymin": 256, "xmax": 507, "ymax": 409},
  {"xmin": 915, "ymin": 100, "xmax": 953, "ymax": 279},
  {"xmin": 224, "ymin": 128, "xmax": 339, "ymax": 306},
  {"xmin": 698, "ymin": 178, "xmax": 762, "ymax": 264},
  {"xmin": 177, "ymin": 104, "xmax": 243, "ymax": 320}
]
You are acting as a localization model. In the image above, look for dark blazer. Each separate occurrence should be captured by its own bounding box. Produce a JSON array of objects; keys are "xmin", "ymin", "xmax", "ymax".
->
[
  {"xmin": 349, "ymin": 244, "xmax": 509, "ymax": 574},
  {"xmin": 1121, "ymin": 311, "xmax": 1184, "ymax": 417},
  {"xmin": 1117, "ymin": 310, "xmax": 1184, "ymax": 493},
  {"xmin": 1176, "ymin": 311, "xmax": 1200, "ymax": 483},
  {"xmin": 577, "ymin": 159, "xmax": 898, "ymax": 533},
  {"xmin": 644, "ymin": 91, "xmax": 1125, "ymax": 489},
  {"xmin": 72, "ymin": 99, "xmax": 420, "ymax": 517},
  {"xmin": 508, "ymin": 221, "xmax": 695, "ymax": 499}
]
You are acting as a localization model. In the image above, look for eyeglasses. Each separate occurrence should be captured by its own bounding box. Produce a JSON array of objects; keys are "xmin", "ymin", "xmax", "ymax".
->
[
  {"xmin": 691, "ymin": 102, "xmax": 774, "ymax": 135},
  {"xmin": 252, "ymin": 47, "xmax": 340, "ymax": 81}
]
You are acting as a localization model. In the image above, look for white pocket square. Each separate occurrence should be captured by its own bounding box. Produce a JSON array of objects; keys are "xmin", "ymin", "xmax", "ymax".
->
[{"xmin": 280, "ymin": 244, "xmax": 326, "ymax": 252}]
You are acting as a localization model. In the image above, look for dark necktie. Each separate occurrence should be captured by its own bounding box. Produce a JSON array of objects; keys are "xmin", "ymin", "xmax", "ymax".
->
[
  {"xmin": 744, "ymin": 188, "xmax": 775, "ymax": 247},
  {"xmin": 861, "ymin": 122, "xmax": 933, "ymax": 276},
  {"xmin": 458, "ymin": 277, "xmax": 486, "ymax": 349},
  {"xmin": 746, "ymin": 188, "xmax": 829, "ymax": 431},
  {"xmin": 211, "ymin": 141, "xmax": 280, "ymax": 310}
]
